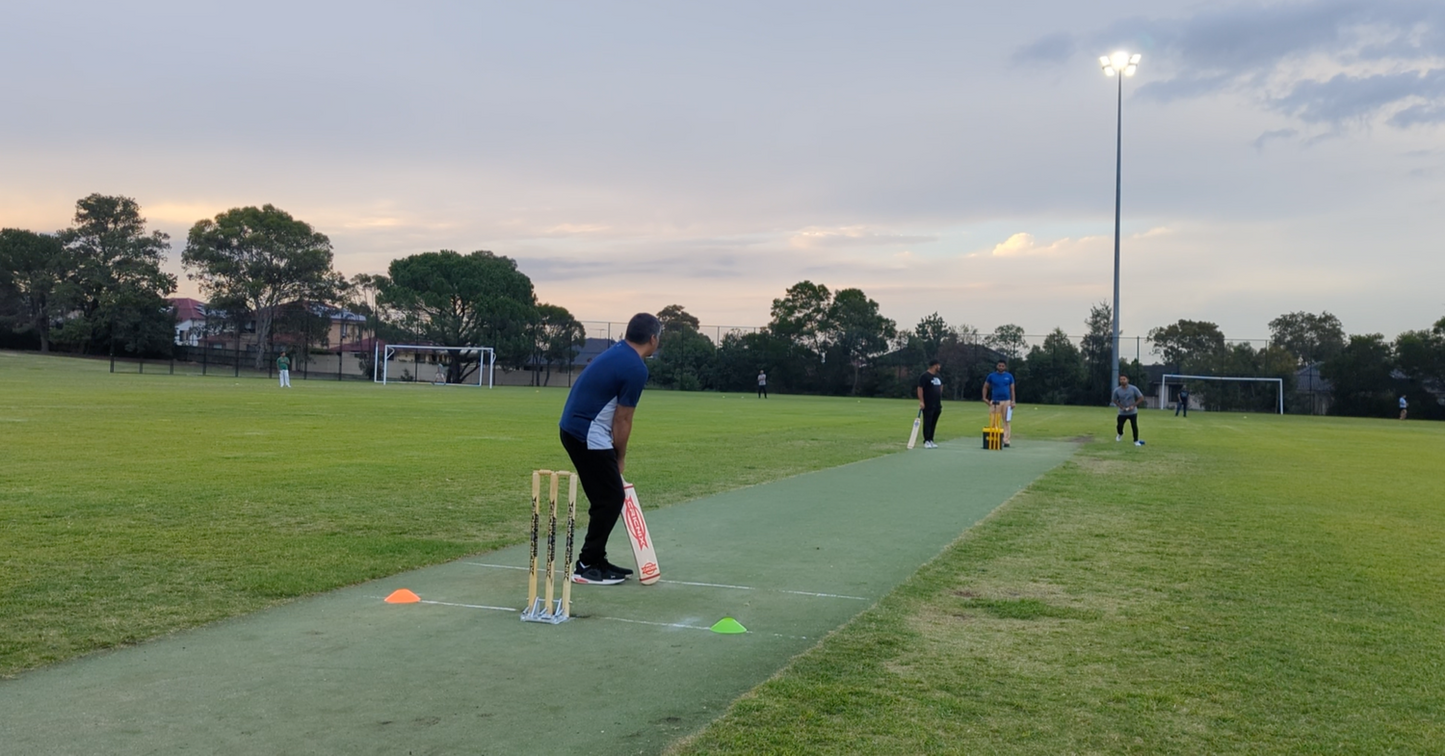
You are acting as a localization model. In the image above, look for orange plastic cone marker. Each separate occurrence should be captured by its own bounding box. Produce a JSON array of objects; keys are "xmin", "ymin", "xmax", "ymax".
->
[{"xmin": 385, "ymin": 589, "xmax": 421, "ymax": 604}]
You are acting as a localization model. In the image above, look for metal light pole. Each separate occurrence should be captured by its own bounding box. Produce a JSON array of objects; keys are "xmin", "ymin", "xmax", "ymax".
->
[{"xmin": 1100, "ymin": 51, "xmax": 1140, "ymax": 390}]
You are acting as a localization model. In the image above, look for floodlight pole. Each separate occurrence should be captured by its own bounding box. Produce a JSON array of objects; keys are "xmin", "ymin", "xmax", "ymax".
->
[
  {"xmin": 1100, "ymin": 50, "xmax": 1138, "ymax": 389},
  {"xmin": 1110, "ymin": 69, "xmax": 1123, "ymax": 390}
]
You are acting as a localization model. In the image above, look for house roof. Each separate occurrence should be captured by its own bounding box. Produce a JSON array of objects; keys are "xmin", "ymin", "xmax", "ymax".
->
[
  {"xmin": 339, "ymin": 336, "xmax": 386, "ymax": 353},
  {"xmin": 167, "ymin": 298, "xmax": 207, "ymax": 322},
  {"xmin": 190, "ymin": 301, "xmax": 366, "ymax": 322}
]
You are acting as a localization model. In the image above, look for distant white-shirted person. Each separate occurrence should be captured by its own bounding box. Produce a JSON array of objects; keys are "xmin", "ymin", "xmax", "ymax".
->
[{"xmin": 757, "ymin": 369, "xmax": 768, "ymax": 398}]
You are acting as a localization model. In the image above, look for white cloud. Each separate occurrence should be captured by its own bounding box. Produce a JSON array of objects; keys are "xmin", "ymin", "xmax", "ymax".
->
[
  {"xmin": 987, "ymin": 228, "xmax": 1166, "ymax": 258},
  {"xmin": 788, "ymin": 225, "xmax": 938, "ymax": 249}
]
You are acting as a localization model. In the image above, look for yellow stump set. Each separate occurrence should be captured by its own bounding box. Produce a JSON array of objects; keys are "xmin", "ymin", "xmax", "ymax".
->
[
  {"xmin": 982, "ymin": 406, "xmax": 1004, "ymax": 450},
  {"xmin": 523, "ymin": 469, "xmax": 577, "ymax": 624}
]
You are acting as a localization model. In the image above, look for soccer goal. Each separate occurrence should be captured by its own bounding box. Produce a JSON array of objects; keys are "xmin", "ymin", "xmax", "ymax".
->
[
  {"xmin": 373, "ymin": 344, "xmax": 496, "ymax": 388},
  {"xmin": 1159, "ymin": 374, "xmax": 1283, "ymax": 414}
]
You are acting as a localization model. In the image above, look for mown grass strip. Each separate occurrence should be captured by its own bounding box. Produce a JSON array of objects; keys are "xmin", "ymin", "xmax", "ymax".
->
[
  {"xmin": 672, "ymin": 412, "xmax": 1445, "ymax": 754},
  {"xmin": 0, "ymin": 351, "xmax": 963, "ymax": 677}
]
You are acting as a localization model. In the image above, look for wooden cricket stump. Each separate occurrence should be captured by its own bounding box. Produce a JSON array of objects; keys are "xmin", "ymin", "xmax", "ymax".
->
[{"xmin": 522, "ymin": 469, "xmax": 577, "ymax": 624}]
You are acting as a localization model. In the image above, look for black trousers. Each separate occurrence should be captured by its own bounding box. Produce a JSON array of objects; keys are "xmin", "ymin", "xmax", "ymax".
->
[
  {"xmin": 758, "ymin": 384, "xmax": 767, "ymax": 398},
  {"xmin": 1116, "ymin": 414, "xmax": 1139, "ymax": 441},
  {"xmin": 560, "ymin": 429, "xmax": 625, "ymax": 567},
  {"xmin": 922, "ymin": 405, "xmax": 941, "ymax": 442}
]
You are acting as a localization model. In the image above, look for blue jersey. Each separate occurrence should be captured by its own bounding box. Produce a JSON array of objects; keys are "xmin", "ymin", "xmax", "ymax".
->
[
  {"xmin": 985, "ymin": 371, "xmax": 1015, "ymax": 402},
  {"xmin": 559, "ymin": 341, "xmax": 649, "ymax": 449}
]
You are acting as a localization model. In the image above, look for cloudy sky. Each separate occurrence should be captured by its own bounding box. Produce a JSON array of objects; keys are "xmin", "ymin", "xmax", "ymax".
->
[{"xmin": 2, "ymin": 1, "xmax": 1442, "ymax": 343}]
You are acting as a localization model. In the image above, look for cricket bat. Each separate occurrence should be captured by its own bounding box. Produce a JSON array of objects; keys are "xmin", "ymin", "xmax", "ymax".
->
[
  {"xmin": 907, "ymin": 409, "xmax": 923, "ymax": 449},
  {"xmin": 621, "ymin": 482, "xmax": 661, "ymax": 585}
]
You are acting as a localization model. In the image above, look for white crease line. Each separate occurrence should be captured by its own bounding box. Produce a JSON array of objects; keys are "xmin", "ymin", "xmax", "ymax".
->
[
  {"xmin": 465, "ymin": 562, "xmax": 527, "ymax": 571},
  {"xmin": 663, "ymin": 579, "xmax": 756, "ymax": 591},
  {"xmin": 463, "ymin": 563, "xmax": 869, "ymax": 601},
  {"xmin": 421, "ymin": 599, "xmax": 519, "ymax": 613},
  {"xmin": 598, "ymin": 616, "xmax": 711, "ymax": 632},
  {"xmin": 777, "ymin": 589, "xmax": 870, "ymax": 600}
]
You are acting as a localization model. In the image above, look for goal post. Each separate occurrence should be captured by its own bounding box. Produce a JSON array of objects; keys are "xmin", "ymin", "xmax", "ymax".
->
[
  {"xmin": 373, "ymin": 344, "xmax": 496, "ymax": 388},
  {"xmin": 1159, "ymin": 374, "xmax": 1283, "ymax": 414}
]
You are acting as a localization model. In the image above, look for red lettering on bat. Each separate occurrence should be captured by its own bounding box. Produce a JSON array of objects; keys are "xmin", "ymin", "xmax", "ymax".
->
[{"xmin": 624, "ymin": 499, "xmax": 650, "ymax": 549}]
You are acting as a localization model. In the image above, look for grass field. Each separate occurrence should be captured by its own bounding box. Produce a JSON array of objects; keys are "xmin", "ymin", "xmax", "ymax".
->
[
  {"xmin": 0, "ymin": 350, "xmax": 960, "ymax": 678},
  {"xmin": 5, "ymin": 350, "xmax": 1444, "ymax": 753},
  {"xmin": 672, "ymin": 405, "xmax": 1445, "ymax": 753}
]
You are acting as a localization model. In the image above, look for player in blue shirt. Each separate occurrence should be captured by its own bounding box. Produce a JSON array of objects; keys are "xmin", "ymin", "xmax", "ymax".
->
[
  {"xmin": 982, "ymin": 359, "xmax": 1017, "ymax": 448},
  {"xmin": 559, "ymin": 313, "xmax": 661, "ymax": 585}
]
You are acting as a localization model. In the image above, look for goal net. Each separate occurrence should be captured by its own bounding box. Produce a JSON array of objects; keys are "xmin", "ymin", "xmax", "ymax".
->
[
  {"xmin": 1159, "ymin": 374, "xmax": 1283, "ymax": 414},
  {"xmin": 374, "ymin": 344, "xmax": 496, "ymax": 388}
]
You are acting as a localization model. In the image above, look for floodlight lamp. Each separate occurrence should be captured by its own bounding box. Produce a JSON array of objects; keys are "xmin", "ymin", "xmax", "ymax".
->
[
  {"xmin": 1099, "ymin": 56, "xmax": 1112, "ymax": 69},
  {"xmin": 1109, "ymin": 51, "xmax": 1131, "ymax": 69},
  {"xmin": 1124, "ymin": 64, "xmax": 1137, "ymax": 76},
  {"xmin": 1129, "ymin": 53, "xmax": 1142, "ymax": 65},
  {"xmin": 1103, "ymin": 67, "xmax": 1118, "ymax": 76}
]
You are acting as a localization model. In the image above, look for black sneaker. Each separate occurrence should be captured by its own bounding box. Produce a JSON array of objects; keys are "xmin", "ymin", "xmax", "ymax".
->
[
  {"xmin": 571, "ymin": 561, "xmax": 627, "ymax": 585},
  {"xmin": 598, "ymin": 558, "xmax": 634, "ymax": 576}
]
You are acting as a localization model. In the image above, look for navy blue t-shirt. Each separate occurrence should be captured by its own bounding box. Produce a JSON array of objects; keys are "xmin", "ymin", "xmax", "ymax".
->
[
  {"xmin": 559, "ymin": 342, "xmax": 649, "ymax": 449},
  {"xmin": 985, "ymin": 371, "xmax": 1015, "ymax": 402}
]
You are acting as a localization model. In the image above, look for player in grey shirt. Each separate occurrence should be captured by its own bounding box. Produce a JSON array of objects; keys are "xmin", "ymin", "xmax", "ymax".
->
[{"xmin": 1112, "ymin": 374, "xmax": 1145, "ymax": 446}]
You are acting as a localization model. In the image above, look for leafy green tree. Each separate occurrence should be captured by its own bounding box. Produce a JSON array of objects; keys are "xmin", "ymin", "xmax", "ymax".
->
[
  {"xmin": 934, "ymin": 323, "xmax": 991, "ymax": 401},
  {"xmin": 769, "ymin": 281, "xmax": 832, "ymax": 355},
  {"xmin": 1321, "ymin": 334, "xmax": 1396, "ymax": 417},
  {"xmin": 653, "ymin": 325, "xmax": 717, "ymax": 391},
  {"xmin": 182, "ymin": 205, "xmax": 341, "ymax": 368},
  {"xmin": 713, "ymin": 331, "xmax": 794, "ymax": 393},
  {"xmin": 1269, "ymin": 311, "xmax": 1346, "ymax": 366},
  {"xmin": 657, "ymin": 304, "xmax": 701, "ymax": 333},
  {"xmin": 1081, "ymin": 303, "xmax": 1114, "ymax": 398},
  {"xmin": 0, "ymin": 229, "xmax": 73, "ymax": 352},
  {"xmin": 373, "ymin": 250, "xmax": 538, "ymax": 370},
  {"xmin": 910, "ymin": 312, "xmax": 951, "ymax": 362},
  {"xmin": 1148, "ymin": 319, "xmax": 1227, "ymax": 371},
  {"xmin": 986, "ymin": 324, "xmax": 1027, "ymax": 363},
  {"xmin": 1199, "ymin": 342, "xmax": 1297, "ymax": 412},
  {"xmin": 55, "ymin": 194, "xmax": 177, "ymax": 355},
  {"xmin": 650, "ymin": 303, "xmax": 716, "ymax": 390},
  {"xmin": 766, "ymin": 281, "xmax": 834, "ymax": 390},
  {"xmin": 533, "ymin": 303, "xmax": 586, "ymax": 386},
  {"xmin": 825, "ymin": 288, "xmax": 897, "ymax": 396},
  {"xmin": 1394, "ymin": 319, "xmax": 1445, "ymax": 419},
  {"xmin": 1020, "ymin": 328, "xmax": 1084, "ymax": 405},
  {"xmin": 888, "ymin": 314, "xmax": 956, "ymax": 399}
]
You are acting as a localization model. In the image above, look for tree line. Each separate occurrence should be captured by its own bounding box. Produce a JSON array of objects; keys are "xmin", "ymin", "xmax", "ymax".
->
[
  {"xmin": 3, "ymin": 194, "xmax": 1441, "ymax": 417},
  {"xmin": 649, "ymin": 289, "xmax": 1143, "ymax": 406},
  {"xmin": 626, "ymin": 294, "xmax": 1444, "ymax": 420},
  {"xmin": 0, "ymin": 194, "xmax": 586, "ymax": 383}
]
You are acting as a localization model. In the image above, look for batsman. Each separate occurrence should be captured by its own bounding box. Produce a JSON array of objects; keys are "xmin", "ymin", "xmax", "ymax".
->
[{"xmin": 558, "ymin": 312, "xmax": 661, "ymax": 585}]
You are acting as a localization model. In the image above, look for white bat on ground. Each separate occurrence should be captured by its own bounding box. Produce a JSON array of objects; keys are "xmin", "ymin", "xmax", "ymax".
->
[
  {"xmin": 907, "ymin": 409, "xmax": 923, "ymax": 449},
  {"xmin": 621, "ymin": 482, "xmax": 661, "ymax": 585}
]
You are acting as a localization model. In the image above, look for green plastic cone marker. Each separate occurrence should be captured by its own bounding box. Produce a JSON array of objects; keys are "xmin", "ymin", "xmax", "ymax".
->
[{"xmin": 710, "ymin": 617, "xmax": 747, "ymax": 634}]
